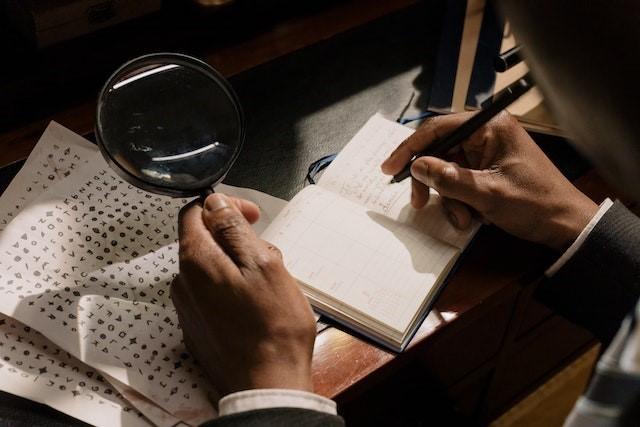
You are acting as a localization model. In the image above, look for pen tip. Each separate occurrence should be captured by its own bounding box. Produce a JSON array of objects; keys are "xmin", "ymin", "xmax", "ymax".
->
[{"xmin": 389, "ymin": 178, "xmax": 397, "ymax": 184}]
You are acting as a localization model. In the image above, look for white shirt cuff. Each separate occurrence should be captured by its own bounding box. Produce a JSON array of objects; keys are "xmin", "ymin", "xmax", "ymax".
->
[
  {"xmin": 218, "ymin": 389, "xmax": 337, "ymax": 416},
  {"xmin": 545, "ymin": 198, "xmax": 614, "ymax": 277}
]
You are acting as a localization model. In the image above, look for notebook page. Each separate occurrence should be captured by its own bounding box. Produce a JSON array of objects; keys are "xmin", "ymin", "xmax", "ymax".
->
[
  {"xmin": 261, "ymin": 185, "xmax": 458, "ymax": 333},
  {"xmin": 318, "ymin": 114, "xmax": 477, "ymax": 249}
]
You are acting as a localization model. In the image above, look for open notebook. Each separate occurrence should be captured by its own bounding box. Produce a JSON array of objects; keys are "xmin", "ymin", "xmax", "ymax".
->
[{"xmin": 261, "ymin": 115, "xmax": 479, "ymax": 351}]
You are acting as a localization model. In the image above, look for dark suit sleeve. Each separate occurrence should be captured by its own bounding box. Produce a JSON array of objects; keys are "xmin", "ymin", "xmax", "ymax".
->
[
  {"xmin": 200, "ymin": 408, "xmax": 345, "ymax": 427},
  {"xmin": 537, "ymin": 200, "xmax": 640, "ymax": 346}
]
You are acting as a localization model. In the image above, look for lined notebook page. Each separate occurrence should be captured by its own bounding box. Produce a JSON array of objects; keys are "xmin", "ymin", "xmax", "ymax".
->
[
  {"xmin": 261, "ymin": 185, "xmax": 458, "ymax": 333},
  {"xmin": 318, "ymin": 114, "xmax": 476, "ymax": 249}
]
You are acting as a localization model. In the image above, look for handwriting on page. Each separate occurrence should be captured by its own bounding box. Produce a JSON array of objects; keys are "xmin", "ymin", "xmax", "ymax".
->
[
  {"xmin": 319, "ymin": 114, "xmax": 414, "ymax": 216},
  {"xmin": 318, "ymin": 114, "xmax": 477, "ymax": 249},
  {"xmin": 261, "ymin": 185, "xmax": 458, "ymax": 333}
]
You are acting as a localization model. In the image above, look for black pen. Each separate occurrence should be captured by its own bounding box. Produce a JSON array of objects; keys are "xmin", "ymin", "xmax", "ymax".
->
[
  {"xmin": 390, "ymin": 72, "xmax": 534, "ymax": 184},
  {"xmin": 494, "ymin": 45, "xmax": 523, "ymax": 72}
]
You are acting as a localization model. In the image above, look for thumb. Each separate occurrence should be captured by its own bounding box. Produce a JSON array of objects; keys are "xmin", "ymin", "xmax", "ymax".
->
[
  {"xmin": 202, "ymin": 193, "xmax": 262, "ymax": 267},
  {"xmin": 410, "ymin": 156, "xmax": 494, "ymax": 212}
]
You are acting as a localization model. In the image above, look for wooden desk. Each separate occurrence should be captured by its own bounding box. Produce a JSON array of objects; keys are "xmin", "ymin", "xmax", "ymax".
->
[
  {"xmin": 0, "ymin": 1, "xmax": 603, "ymax": 425},
  {"xmin": 314, "ymin": 173, "xmax": 605, "ymax": 424}
]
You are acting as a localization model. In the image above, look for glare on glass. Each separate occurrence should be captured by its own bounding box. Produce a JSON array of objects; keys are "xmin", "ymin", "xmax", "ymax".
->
[{"xmin": 96, "ymin": 53, "xmax": 245, "ymax": 197}]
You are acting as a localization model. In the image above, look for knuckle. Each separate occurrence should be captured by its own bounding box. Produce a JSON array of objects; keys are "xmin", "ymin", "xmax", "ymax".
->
[
  {"xmin": 431, "ymin": 164, "xmax": 457, "ymax": 189},
  {"xmin": 211, "ymin": 212, "xmax": 246, "ymax": 237},
  {"xmin": 486, "ymin": 179, "xmax": 504, "ymax": 198},
  {"xmin": 479, "ymin": 173, "xmax": 508, "ymax": 214},
  {"xmin": 492, "ymin": 111, "xmax": 517, "ymax": 132},
  {"xmin": 253, "ymin": 252, "xmax": 283, "ymax": 273},
  {"xmin": 413, "ymin": 157, "xmax": 430, "ymax": 169},
  {"xmin": 268, "ymin": 244, "xmax": 283, "ymax": 259}
]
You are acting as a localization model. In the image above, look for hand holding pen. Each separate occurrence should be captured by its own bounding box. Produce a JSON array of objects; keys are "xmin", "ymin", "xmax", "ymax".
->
[
  {"xmin": 389, "ymin": 73, "xmax": 534, "ymax": 184},
  {"xmin": 380, "ymin": 77, "xmax": 598, "ymax": 251}
]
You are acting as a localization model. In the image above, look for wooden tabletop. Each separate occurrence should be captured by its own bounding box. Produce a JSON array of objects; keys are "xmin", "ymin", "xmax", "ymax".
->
[
  {"xmin": 0, "ymin": 0, "xmax": 607, "ymax": 423},
  {"xmin": 313, "ymin": 170, "xmax": 608, "ymax": 411}
]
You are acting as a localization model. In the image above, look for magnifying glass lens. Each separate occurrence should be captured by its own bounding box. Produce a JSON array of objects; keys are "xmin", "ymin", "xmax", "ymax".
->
[{"xmin": 96, "ymin": 54, "xmax": 244, "ymax": 197}]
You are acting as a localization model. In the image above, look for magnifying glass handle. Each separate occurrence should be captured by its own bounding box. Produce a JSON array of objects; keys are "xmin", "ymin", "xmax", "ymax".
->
[{"xmin": 200, "ymin": 187, "xmax": 215, "ymax": 199}]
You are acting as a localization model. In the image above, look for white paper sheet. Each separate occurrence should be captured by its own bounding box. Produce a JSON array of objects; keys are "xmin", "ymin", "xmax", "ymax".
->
[
  {"xmin": 0, "ymin": 123, "xmax": 155, "ymax": 427},
  {"xmin": 0, "ymin": 122, "xmax": 287, "ymax": 425},
  {"xmin": 0, "ymin": 313, "xmax": 152, "ymax": 427}
]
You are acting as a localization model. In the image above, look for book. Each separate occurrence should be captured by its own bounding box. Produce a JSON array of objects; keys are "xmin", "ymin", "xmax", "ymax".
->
[
  {"xmin": 261, "ymin": 114, "xmax": 479, "ymax": 351},
  {"xmin": 464, "ymin": 16, "xmax": 563, "ymax": 136},
  {"xmin": 429, "ymin": 0, "xmax": 486, "ymax": 113},
  {"xmin": 431, "ymin": 0, "xmax": 562, "ymax": 136}
]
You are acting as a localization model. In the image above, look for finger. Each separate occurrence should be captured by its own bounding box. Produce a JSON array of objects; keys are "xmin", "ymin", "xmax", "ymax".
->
[
  {"xmin": 229, "ymin": 197, "xmax": 261, "ymax": 224},
  {"xmin": 178, "ymin": 201, "xmax": 238, "ymax": 281},
  {"xmin": 441, "ymin": 197, "xmax": 473, "ymax": 230},
  {"xmin": 411, "ymin": 177, "xmax": 430, "ymax": 209},
  {"xmin": 410, "ymin": 156, "xmax": 495, "ymax": 212},
  {"xmin": 202, "ymin": 193, "xmax": 264, "ymax": 268},
  {"xmin": 381, "ymin": 113, "xmax": 474, "ymax": 175}
]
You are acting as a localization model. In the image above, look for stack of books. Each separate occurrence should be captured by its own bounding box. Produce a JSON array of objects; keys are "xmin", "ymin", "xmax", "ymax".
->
[{"xmin": 428, "ymin": 0, "xmax": 562, "ymax": 136}]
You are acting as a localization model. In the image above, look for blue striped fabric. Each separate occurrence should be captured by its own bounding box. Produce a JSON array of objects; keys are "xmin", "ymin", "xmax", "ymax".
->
[{"xmin": 565, "ymin": 305, "xmax": 640, "ymax": 427}]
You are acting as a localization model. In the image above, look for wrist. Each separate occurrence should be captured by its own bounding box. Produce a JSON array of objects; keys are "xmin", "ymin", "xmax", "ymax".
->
[
  {"xmin": 223, "ymin": 352, "xmax": 314, "ymax": 396},
  {"xmin": 546, "ymin": 193, "xmax": 599, "ymax": 251},
  {"xmin": 246, "ymin": 362, "xmax": 313, "ymax": 393}
]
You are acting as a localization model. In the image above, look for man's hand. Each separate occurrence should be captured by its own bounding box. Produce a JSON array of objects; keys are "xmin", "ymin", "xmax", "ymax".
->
[
  {"xmin": 171, "ymin": 194, "xmax": 316, "ymax": 397},
  {"xmin": 381, "ymin": 112, "xmax": 599, "ymax": 251}
]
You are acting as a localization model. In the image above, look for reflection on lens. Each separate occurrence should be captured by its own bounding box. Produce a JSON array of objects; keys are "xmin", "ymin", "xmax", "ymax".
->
[{"xmin": 96, "ymin": 54, "xmax": 244, "ymax": 197}]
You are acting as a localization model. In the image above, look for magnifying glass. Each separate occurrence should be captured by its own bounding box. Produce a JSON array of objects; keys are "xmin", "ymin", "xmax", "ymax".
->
[{"xmin": 96, "ymin": 53, "xmax": 244, "ymax": 198}]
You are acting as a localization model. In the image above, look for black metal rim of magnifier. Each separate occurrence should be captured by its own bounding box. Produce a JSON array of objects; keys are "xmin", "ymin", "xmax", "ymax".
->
[{"xmin": 95, "ymin": 52, "xmax": 245, "ymax": 198}]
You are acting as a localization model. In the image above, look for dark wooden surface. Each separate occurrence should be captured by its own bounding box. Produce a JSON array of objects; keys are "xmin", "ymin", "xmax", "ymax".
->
[
  {"xmin": 0, "ymin": 1, "xmax": 605, "ymax": 425},
  {"xmin": 0, "ymin": 0, "xmax": 417, "ymax": 168}
]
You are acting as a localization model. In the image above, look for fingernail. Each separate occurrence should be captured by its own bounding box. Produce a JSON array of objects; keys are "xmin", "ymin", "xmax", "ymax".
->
[
  {"xmin": 448, "ymin": 211, "xmax": 459, "ymax": 228},
  {"xmin": 204, "ymin": 194, "xmax": 229, "ymax": 212},
  {"xmin": 411, "ymin": 162, "xmax": 428, "ymax": 183}
]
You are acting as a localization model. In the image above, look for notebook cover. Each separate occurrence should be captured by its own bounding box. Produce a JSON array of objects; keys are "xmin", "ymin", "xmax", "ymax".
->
[
  {"xmin": 465, "ymin": 1, "xmax": 504, "ymax": 108},
  {"xmin": 428, "ymin": 0, "xmax": 468, "ymax": 111}
]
